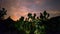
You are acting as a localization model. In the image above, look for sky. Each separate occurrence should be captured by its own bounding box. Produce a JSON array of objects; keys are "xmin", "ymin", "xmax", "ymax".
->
[{"xmin": 0, "ymin": 0, "xmax": 60, "ymax": 21}]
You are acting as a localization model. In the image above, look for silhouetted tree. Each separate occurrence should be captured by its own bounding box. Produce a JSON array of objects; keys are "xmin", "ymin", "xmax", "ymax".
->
[
  {"xmin": 40, "ymin": 13, "xmax": 44, "ymax": 20},
  {"xmin": 39, "ymin": 11, "xmax": 50, "ymax": 34},
  {"xmin": 1, "ymin": 7, "xmax": 60, "ymax": 34},
  {"xmin": 14, "ymin": 11, "xmax": 49, "ymax": 34},
  {"xmin": 0, "ymin": 8, "xmax": 7, "ymax": 34},
  {"xmin": 0, "ymin": 8, "xmax": 7, "ymax": 20},
  {"xmin": 28, "ymin": 13, "xmax": 32, "ymax": 19},
  {"xmin": 33, "ymin": 13, "xmax": 36, "ymax": 20},
  {"xmin": 14, "ymin": 16, "xmax": 26, "ymax": 34},
  {"xmin": 0, "ymin": 8, "xmax": 19, "ymax": 34},
  {"xmin": 43, "ymin": 11, "xmax": 50, "ymax": 20},
  {"xmin": 40, "ymin": 11, "xmax": 50, "ymax": 20}
]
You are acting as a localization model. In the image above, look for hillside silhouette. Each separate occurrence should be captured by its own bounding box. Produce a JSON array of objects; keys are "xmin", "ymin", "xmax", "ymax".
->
[{"xmin": 0, "ymin": 8, "xmax": 60, "ymax": 34}]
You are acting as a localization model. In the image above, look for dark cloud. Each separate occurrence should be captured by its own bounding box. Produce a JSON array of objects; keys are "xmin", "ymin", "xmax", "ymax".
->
[{"xmin": 44, "ymin": 0, "xmax": 60, "ymax": 11}]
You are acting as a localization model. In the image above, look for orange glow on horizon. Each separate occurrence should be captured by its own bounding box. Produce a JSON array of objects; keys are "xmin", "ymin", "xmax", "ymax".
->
[{"xmin": 11, "ymin": 15, "xmax": 19, "ymax": 21}]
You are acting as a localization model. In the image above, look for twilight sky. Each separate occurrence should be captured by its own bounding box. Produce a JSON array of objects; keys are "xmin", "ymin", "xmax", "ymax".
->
[{"xmin": 0, "ymin": 0, "xmax": 60, "ymax": 21}]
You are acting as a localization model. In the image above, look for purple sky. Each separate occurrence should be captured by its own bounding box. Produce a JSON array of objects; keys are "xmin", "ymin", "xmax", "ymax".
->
[{"xmin": 0, "ymin": 0, "xmax": 60, "ymax": 21}]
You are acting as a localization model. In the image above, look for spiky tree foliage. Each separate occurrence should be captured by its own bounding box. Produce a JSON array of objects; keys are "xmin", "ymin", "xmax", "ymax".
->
[
  {"xmin": 0, "ymin": 8, "xmax": 7, "ymax": 20},
  {"xmin": 14, "ymin": 11, "xmax": 50, "ymax": 34},
  {"xmin": 40, "ymin": 11, "xmax": 50, "ymax": 20},
  {"xmin": 14, "ymin": 16, "xmax": 25, "ymax": 30},
  {"xmin": 40, "ymin": 13, "xmax": 44, "ymax": 20},
  {"xmin": 28, "ymin": 13, "xmax": 32, "ymax": 18},
  {"xmin": 39, "ymin": 11, "xmax": 50, "ymax": 34},
  {"xmin": 33, "ymin": 13, "xmax": 36, "ymax": 20},
  {"xmin": 43, "ymin": 11, "xmax": 50, "ymax": 20}
]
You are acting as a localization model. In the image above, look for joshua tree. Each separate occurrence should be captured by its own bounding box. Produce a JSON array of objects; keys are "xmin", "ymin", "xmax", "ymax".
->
[
  {"xmin": 39, "ymin": 11, "xmax": 50, "ymax": 34},
  {"xmin": 33, "ymin": 13, "xmax": 36, "ymax": 20},
  {"xmin": 40, "ymin": 13, "xmax": 44, "ymax": 20},
  {"xmin": 14, "ymin": 11, "xmax": 50, "ymax": 34},
  {"xmin": 40, "ymin": 10, "xmax": 50, "ymax": 20},
  {"xmin": 43, "ymin": 11, "xmax": 50, "ymax": 20},
  {"xmin": 20, "ymin": 16, "xmax": 24, "ymax": 21},
  {"xmin": 0, "ymin": 8, "xmax": 7, "ymax": 20},
  {"xmin": 15, "ymin": 16, "xmax": 24, "ymax": 30},
  {"xmin": 28, "ymin": 13, "xmax": 32, "ymax": 19}
]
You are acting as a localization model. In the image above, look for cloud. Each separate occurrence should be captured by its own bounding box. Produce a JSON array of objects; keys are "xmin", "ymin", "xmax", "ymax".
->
[{"xmin": 0, "ymin": 0, "xmax": 60, "ymax": 21}]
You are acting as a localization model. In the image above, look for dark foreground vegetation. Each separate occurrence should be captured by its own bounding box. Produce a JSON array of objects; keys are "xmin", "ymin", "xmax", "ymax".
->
[{"xmin": 0, "ymin": 8, "xmax": 60, "ymax": 34}]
